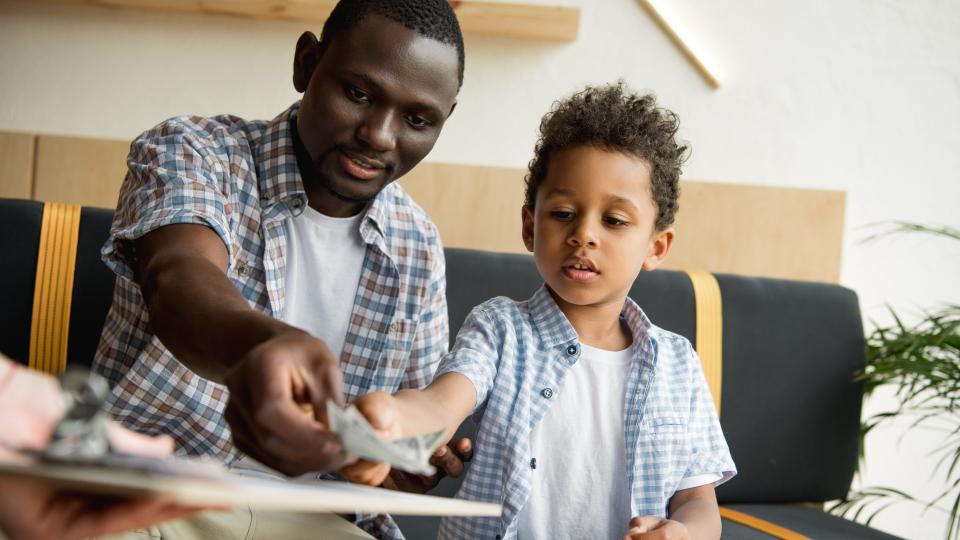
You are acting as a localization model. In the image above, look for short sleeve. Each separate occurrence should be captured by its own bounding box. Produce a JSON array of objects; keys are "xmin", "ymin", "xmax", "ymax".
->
[
  {"xmin": 102, "ymin": 120, "xmax": 234, "ymax": 281},
  {"xmin": 434, "ymin": 306, "xmax": 501, "ymax": 413},
  {"xmin": 683, "ymin": 340, "xmax": 737, "ymax": 485}
]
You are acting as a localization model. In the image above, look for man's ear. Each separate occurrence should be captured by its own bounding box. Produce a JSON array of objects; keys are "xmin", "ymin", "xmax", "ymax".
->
[
  {"xmin": 293, "ymin": 31, "xmax": 321, "ymax": 93},
  {"xmin": 642, "ymin": 226, "xmax": 675, "ymax": 271},
  {"xmin": 521, "ymin": 206, "xmax": 535, "ymax": 253}
]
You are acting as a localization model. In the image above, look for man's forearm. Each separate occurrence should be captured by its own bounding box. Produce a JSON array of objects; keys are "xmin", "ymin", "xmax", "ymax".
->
[{"xmin": 139, "ymin": 250, "xmax": 293, "ymax": 382}]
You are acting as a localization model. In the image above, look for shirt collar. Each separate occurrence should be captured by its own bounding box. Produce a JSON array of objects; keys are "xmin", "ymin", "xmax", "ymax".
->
[
  {"xmin": 254, "ymin": 102, "xmax": 307, "ymax": 214},
  {"xmin": 529, "ymin": 284, "xmax": 655, "ymax": 352}
]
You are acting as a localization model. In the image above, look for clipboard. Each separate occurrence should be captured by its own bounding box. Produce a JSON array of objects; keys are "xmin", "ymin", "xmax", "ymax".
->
[{"xmin": 0, "ymin": 454, "xmax": 500, "ymax": 517}]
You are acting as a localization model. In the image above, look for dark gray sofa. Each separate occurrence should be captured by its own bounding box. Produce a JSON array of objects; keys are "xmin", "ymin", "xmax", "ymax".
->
[{"xmin": 0, "ymin": 198, "xmax": 900, "ymax": 539}]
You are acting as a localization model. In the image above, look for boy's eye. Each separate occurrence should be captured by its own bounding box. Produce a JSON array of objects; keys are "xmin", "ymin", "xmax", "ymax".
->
[
  {"xmin": 604, "ymin": 216, "xmax": 629, "ymax": 226},
  {"xmin": 405, "ymin": 114, "xmax": 432, "ymax": 129},
  {"xmin": 550, "ymin": 210, "xmax": 575, "ymax": 221},
  {"xmin": 345, "ymin": 85, "xmax": 370, "ymax": 104}
]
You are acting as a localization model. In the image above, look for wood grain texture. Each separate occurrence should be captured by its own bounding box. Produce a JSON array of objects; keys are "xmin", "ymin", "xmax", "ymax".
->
[
  {"xmin": 33, "ymin": 0, "xmax": 580, "ymax": 41},
  {"xmin": 0, "ymin": 131, "xmax": 36, "ymax": 200},
  {"xmin": 33, "ymin": 135, "xmax": 129, "ymax": 208},
  {"xmin": 404, "ymin": 163, "xmax": 846, "ymax": 283},
  {"xmin": 20, "ymin": 130, "xmax": 845, "ymax": 282}
]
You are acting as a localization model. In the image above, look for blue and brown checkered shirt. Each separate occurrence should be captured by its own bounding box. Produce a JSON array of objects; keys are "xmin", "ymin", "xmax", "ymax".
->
[
  {"xmin": 93, "ymin": 102, "xmax": 448, "ymax": 537},
  {"xmin": 434, "ymin": 285, "xmax": 736, "ymax": 540}
]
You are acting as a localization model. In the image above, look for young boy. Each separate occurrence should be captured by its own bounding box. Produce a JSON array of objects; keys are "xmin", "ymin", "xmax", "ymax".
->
[{"xmin": 341, "ymin": 82, "xmax": 737, "ymax": 539}]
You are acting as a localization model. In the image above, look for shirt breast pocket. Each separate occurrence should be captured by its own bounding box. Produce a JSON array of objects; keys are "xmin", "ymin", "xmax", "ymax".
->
[
  {"xmin": 641, "ymin": 416, "xmax": 691, "ymax": 485},
  {"xmin": 382, "ymin": 318, "xmax": 419, "ymax": 370}
]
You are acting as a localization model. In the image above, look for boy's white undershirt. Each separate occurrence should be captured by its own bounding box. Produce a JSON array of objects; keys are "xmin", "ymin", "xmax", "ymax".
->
[
  {"xmin": 517, "ymin": 343, "xmax": 722, "ymax": 539},
  {"xmin": 281, "ymin": 204, "xmax": 366, "ymax": 359}
]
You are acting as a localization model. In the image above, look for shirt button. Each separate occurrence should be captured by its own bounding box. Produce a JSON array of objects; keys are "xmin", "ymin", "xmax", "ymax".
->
[
  {"xmin": 291, "ymin": 199, "xmax": 303, "ymax": 209},
  {"xmin": 541, "ymin": 387, "xmax": 553, "ymax": 399},
  {"xmin": 567, "ymin": 345, "xmax": 578, "ymax": 355},
  {"xmin": 389, "ymin": 322, "xmax": 399, "ymax": 332},
  {"xmin": 236, "ymin": 262, "xmax": 249, "ymax": 276}
]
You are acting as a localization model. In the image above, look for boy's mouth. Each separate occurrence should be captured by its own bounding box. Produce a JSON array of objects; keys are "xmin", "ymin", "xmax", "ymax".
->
[{"xmin": 562, "ymin": 257, "xmax": 599, "ymax": 281}]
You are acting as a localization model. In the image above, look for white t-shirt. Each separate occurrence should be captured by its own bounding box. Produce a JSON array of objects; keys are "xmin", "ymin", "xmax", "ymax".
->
[
  {"xmin": 281, "ymin": 204, "xmax": 367, "ymax": 359},
  {"xmin": 231, "ymin": 204, "xmax": 367, "ymax": 479},
  {"xmin": 517, "ymin": 343, "xmax": 722, "ymax": 540}
]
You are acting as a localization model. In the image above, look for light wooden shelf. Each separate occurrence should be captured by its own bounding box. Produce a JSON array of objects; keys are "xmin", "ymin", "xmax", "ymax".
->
[{"xmin": 34, "ymin": 0, "xmax": 580, "ymax": 41}]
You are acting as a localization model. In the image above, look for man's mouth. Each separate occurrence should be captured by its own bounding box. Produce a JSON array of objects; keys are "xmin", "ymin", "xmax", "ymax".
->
[{"xmin": 338, "ymin": 149, "xmax": 387, "ymax": 181}]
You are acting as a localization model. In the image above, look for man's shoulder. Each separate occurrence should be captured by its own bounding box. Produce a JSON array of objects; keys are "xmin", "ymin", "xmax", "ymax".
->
[
  {"xmin": 378, "ymin": 182, "xmax": 443, "ymax": 248},
  {"xmin": 131, "ymin": 113, "xmax": 270, "ymax": 155}
]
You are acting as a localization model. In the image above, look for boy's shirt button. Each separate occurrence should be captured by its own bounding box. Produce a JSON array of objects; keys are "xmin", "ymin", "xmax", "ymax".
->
[
  {"xmin": 566, "ymin": 345, "xmax": 578, "ymax": 355},
  {"xmin": 541, "ymin": 387, "xmax": 554, "ymax": 399}
]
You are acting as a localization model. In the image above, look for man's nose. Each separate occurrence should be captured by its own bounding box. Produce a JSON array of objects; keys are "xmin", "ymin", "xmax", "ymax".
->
[{"xmin": 356, "ymin": 110, "xmax": 398, "ymax": 152}]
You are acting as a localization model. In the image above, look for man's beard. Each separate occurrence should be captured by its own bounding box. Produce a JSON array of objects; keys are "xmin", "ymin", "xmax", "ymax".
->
[{"xmin": 314, "ymin": 168, "xmax": 377, "ymax": 205}]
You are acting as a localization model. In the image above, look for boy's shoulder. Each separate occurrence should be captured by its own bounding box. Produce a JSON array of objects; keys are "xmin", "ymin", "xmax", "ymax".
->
[
  {"xmin": 625, "ymin": 299, "xmax": 698, "ymax": 368},
  {"xmin": 469, "ymin": 295, "xmax": 526, "ymax": 320}
]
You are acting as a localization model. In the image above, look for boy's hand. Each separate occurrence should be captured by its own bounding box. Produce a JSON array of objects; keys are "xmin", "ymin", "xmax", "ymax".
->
[
  {"xmin": 624, "ymin": 516, "xmax": 689, "ymax": 540},
  {"xmin": 338, "ymin": 392, "xmax": 401, "ymax": 486},
  {"xmin": 383, "ymin": 437, "xmax": 473, "ymax": 493}
]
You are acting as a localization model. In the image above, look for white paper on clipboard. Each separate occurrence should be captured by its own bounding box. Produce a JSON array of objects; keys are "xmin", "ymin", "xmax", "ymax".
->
[{"xmin": 0, "ymin": 454, "xmax": 500, "ymax": 517}]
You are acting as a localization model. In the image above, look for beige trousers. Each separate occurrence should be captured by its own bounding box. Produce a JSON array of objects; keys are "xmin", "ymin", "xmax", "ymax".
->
[{"xmin": 99, "ymin": 507, "xmax": 373, "ymax": 540}]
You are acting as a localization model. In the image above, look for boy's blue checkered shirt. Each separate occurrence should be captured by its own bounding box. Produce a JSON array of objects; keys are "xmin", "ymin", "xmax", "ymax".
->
[
  {"xmin": 93, "ymin": 102, "xmax": 447, "ymax": 539},
  {"xmin": 435, "ymin": 285, "xmax": 736, "ymax": 540}
]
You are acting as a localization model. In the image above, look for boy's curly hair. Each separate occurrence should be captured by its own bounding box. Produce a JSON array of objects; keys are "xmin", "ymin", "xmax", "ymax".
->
[{"xmin": 524, "ymin": 82, "xmax": 689, "ymax": 230}]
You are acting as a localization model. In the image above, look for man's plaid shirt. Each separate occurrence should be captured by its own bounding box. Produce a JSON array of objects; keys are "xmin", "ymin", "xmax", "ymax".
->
[
  {"xmin": 93, "ymin": 102, "xmax": 448, "ymax": 537},
  {"xmin": 434, "ymin": 286, "xmax": 736, "ymax": 540}
]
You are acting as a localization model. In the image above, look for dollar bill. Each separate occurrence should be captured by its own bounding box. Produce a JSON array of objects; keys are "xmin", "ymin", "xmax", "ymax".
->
[{"xmin": 326, "ymin": 400, "xmax": 445, "ymax": 476}]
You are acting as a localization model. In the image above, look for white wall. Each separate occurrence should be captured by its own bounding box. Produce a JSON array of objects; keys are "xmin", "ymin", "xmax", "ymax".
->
[{"xmin": 1, "ymin": 1, "xmax": 958, "ymax": 537}]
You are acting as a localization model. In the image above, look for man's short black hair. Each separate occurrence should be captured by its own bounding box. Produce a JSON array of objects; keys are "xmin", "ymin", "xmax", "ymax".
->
[
  {"xmin": 319, "ymin": 0, "xmax": 465, "ymax": 89},
  {"xmin": 524, "ymin": 81, "xmax": 689, "ymax": 230}
]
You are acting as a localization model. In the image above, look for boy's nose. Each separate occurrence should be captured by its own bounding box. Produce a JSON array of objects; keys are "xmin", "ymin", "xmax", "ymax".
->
[{"xmin": 567, "ymin": 222, "xmax": 598, "ymax": 248}]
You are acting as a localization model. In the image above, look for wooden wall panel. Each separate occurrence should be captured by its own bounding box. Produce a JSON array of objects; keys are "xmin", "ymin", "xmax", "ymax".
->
[
  {"xmin": 401, "ymin": 163, "xmax": 528, "ymax": 254},
  {"xmin": 404, "ymin": 163, "xmax": 846, "ymax": 283},
  {"xmin": 19, "ymin": 132, "xmax": 846, "ymax": 282},
  {"xmin": 0, "ymin": 132, "xmax": 36, "ymax": 200},
  {"xmin": 663, "ymin": 182, "xmax": 845, "ymax": 283},
  {"xmin": 33, "ymin": 135, "xmax": 129, "ymax": 209}
]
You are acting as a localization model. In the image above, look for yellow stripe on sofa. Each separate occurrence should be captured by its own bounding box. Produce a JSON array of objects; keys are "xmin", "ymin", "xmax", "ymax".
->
[
  {"xmin": 28, "ymin": 202, "xmax": 81, "ymax": 375},
  {"xmin": 685, "ymin": 270, "xmax": 723, "ymax": 415}
]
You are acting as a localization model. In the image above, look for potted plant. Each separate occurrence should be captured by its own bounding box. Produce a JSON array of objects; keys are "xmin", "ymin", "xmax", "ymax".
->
[{"xmin": 830, "ymin": 223, "xmax": 960, "ymax": 539}]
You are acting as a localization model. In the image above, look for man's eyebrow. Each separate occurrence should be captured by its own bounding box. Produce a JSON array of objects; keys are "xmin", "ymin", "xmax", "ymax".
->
[{"xmin": 354, "ymin": 72, "xmax": 446, "ymax": 117}]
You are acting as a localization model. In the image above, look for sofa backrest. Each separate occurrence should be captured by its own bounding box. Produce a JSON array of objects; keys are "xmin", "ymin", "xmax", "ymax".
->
[
  {"xmin": 0, "ymin": 198, "xmax": 866, "ymax": 510},
  {"xmin": 0, "ymin": 198, "xmax": 115, "ymax": 371},
  {"xmin": 442, "ymin": 247, "xmax": 866, "ymax": 504}
]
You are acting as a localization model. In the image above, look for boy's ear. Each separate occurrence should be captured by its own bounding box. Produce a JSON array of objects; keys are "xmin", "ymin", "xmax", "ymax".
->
[
  {"xmin": 521, "ymin": 206, "xmax": 535, "ymax": 253},
  {"xmin": 642, "ymin": 226, "xmax": 675, "ymax": 271}
]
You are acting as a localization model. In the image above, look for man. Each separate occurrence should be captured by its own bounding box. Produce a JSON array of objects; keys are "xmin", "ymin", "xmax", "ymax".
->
[{"xmin": 93, "ymin": 0, "xmax": 467, "ymax": 537}]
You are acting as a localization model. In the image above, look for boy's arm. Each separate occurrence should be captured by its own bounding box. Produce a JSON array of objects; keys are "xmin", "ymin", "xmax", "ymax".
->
[
  {"xmin": 356, "ymin": 372, "xmax": 477, "ymax": 442},
  {"xmin": 624, "ymin": 484, "xmax": 720, "ymax": 540},
  {"xmin": 342, "ymin": 372, "xmax": 476, "ymax": 485}
]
